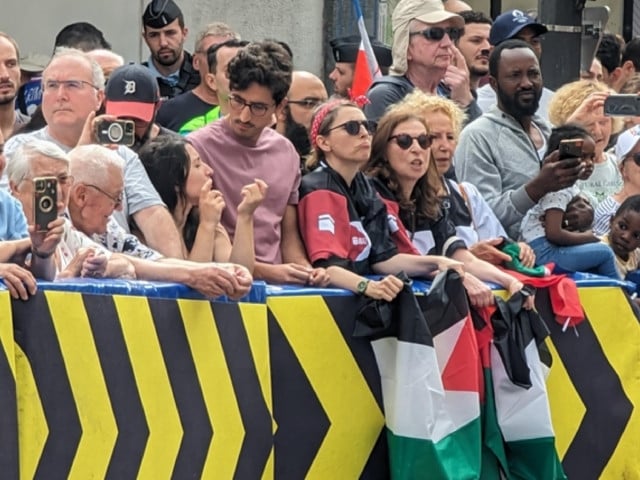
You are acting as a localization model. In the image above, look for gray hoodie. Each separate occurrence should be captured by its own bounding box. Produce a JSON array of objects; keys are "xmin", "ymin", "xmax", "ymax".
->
[{"xmin": 454, "ymin": 106, "xmax": 552, "ymax": 239}]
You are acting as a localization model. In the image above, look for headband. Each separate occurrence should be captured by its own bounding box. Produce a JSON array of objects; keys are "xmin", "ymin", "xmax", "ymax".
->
[{"xmin": 308, "ymin": 95, "xmax": 371, "ymax": 148}]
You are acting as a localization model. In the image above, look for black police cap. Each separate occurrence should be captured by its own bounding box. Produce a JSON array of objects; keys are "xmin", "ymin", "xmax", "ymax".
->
[
  {"xmin": 329, "ymin": 35, "xmax": 392, "ymax": 67},
  {"xmin": 142, "ymin": 0, "xmax": 183, "ymax": 28}
]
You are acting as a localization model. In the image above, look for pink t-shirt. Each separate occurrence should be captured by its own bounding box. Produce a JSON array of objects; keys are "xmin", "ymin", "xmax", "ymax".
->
[{"xmin": 188, "ymin": 118, "xmax": 301, "ymax": 264}]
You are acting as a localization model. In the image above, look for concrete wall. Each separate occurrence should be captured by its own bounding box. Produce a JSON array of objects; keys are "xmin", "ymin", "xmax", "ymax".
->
[{"xmin": 1, "ymin": 0, "xmax": 325, "ymax": 75}]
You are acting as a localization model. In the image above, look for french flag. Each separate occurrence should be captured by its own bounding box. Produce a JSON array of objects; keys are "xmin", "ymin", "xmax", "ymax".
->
[{"xmin": 350, "ymin": 0, "xmax": 382, "ymax": 98}]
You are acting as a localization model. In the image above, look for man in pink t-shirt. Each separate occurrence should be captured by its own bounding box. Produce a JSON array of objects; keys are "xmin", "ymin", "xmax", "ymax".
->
[{"xmin": 188, "ymin": 40, "xmax": 329, "ymax": 286}]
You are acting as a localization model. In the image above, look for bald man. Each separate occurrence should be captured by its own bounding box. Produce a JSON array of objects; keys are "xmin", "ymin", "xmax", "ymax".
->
[
  {"xmin": 86, "ymin": 48, "xmax": 124, "ymax": 81},
  {"xmin": 444, "ymin": 0, "xmax": 472, "ymax": 13},
  {"xmin": 276, "ymin": 71, "xmax": 328, "ymax": 164}
]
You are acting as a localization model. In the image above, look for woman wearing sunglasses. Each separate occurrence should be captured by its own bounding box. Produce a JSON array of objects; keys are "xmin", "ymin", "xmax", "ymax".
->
[
  {"xmin": 594, "ymin": 125, "xmax": 640, "ymax": 236},
  {"xmin": 364, "ymin": 104, "xmax": 533, "ymax": 308},
  {"xmin": 395, "ymin": 91, "xmax": 537, "ymax": 269},
  {"xmin": 297, "ymin": 100, "xmax": 464, "ymax": 301}
]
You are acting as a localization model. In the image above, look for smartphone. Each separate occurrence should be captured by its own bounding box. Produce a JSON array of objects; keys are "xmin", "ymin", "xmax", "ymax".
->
[
  {"xmin": 95, "ymin": 119, "xmax": 135, "ymax": 146},
  {"xmin": 604, "ymin": 94, "xmax": 640, "ymax": 116},
  {"xmin": 559, "ymin": 138, "xmax": 584, "ymax": 160},
  {"xmin": 34, "ymin": 176, "xmax": 57, "ymax": 232}
]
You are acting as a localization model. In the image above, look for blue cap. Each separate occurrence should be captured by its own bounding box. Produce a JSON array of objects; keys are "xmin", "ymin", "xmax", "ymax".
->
[{"xmin": 489, "ymin": 9, "xmax": 547, "ymax": 46}]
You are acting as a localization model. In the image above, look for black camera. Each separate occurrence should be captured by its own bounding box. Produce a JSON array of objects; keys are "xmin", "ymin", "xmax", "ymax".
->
[{"xmin": 95, "ymin": 119, "xmax": 136, "ymax": 146}]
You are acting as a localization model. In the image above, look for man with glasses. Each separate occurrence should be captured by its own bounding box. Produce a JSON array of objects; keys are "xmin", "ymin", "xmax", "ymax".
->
[
  {"xmin": 188, "ymin": 41, "xmax": 330, "ymax": 287},
  {"xmin": 275, "ymin": 70, "xmax": 328, "ymax": 164},
  {"xmin": 6, "ymin": 139, "xmax": 135, "ymax": 280},
  {"xmin": 66, "ymin": 144, "xmax": 253, "ymax": 300},
  {"xmin": 364, "ymin": 0, "xmax": 481, "ymax": 124},
  {"xmin": 3, "ymin": 47, "xmax": 185, "ymax": 259},
  {"xmin": 476, "ymin": 10, "xmax": 553, "ymax": 120},
  {"xmin": 155, "ymin": 23, "xmax": 239, "ymax": 133}
]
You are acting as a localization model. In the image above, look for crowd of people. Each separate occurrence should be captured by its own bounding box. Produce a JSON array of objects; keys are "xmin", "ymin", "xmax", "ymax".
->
[{"xmin": 1, "ymin": 0, "xmax": 640, "ymax": 304}]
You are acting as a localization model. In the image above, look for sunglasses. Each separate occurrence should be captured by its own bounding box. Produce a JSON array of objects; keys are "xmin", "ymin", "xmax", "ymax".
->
[
  {"xmin": 389, "ymin": 134, "xmax": 432, "ymax": 150},
  {"xmin": 626, "ymin": 153, "xmax": 640, "ymax": 166},
  {"xmin": 327, "ymin": 120, "xmax": 377, "ymax": 136},
  {"xmin": 409, "ymin": 26, "xmax": 464, "ymax": 42}
]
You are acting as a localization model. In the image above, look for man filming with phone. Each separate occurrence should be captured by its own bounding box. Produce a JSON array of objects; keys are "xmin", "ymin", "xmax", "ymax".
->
[
  {"xmin": 455, "ymin": 40, "xmax": 583, "ymax": 239},
  {"xmin": 6, "ymin": 139, "xmax": 135, "ymax": 280},
  {"xmin": 3, "ymin": 47, "xmax": 184, "ymax": 259}
]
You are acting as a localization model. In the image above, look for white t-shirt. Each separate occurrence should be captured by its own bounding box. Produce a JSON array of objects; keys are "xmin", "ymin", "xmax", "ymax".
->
[
  {"xmin": 576, "ymin": 151, "xmax": 622, "ymax": 208},
  {"xmin": 520, "ymin": 185, "xmax": 579, "ymax": 243}
]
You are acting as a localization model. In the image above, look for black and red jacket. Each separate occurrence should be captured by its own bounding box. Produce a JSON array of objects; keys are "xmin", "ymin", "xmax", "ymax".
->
[{"xmin": 298, "ymin": 164, "xmax": 397, "ymax": 275}]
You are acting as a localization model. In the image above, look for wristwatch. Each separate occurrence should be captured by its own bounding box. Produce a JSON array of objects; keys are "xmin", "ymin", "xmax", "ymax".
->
[{"xmin": 356, "ymin": 279, "xmax": 370, "ymax": 295}]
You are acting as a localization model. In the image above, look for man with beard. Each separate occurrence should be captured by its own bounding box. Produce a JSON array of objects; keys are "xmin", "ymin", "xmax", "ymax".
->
[
  {"xmin": 275, "ymin": 71, "xmax": 328, "ymax": 166},
  {"xmin": 455, "ymin": 39, "xmax": 583, "ymax": 239},
  {"xmin": 456, "ymin": 11, "xmax": 492, "ymax": 94},
  {"xmin": 141, "ymin": 0, "xmax": 199, "ymax": 99},
  {"xmin": 0, "ymin": 33, "xmax": 29, "ymax": 138},
  {"xmin": 188, "ymin": 41, "xmax": 330, "ymax": 287},
  {"xmin": 476, "ymin": 9, "xmax": 553, "ymax": 120},
  {"xmin": 104, "ymin": 63, "xmax": 178, "ymax": 152}
]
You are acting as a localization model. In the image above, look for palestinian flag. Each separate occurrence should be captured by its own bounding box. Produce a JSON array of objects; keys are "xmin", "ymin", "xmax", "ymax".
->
[
  {"xmin": 361, "ymin": 271, "xmax": 482, "ymax": 479},
  {"xmin": 472, "ymin": 306, "xmax": 510, "ymax": 479},
  {"xmin": 490, "ymin": 293, "xmax": 566, "ymax": 480}
]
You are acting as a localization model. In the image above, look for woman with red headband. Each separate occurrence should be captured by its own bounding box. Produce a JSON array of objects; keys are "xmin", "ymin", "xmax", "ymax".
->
[{"xmin": 297, "ymin": 100, "xmax": 464, "ymax": 301}]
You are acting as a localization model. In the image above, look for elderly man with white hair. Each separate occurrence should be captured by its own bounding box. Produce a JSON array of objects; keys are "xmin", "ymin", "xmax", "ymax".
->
[
  {"xmin": 67, "ymin": 144, "xmax": 253, "ymax": 300},
  {"xmin": 3, "ymin": 47, "xmax": 185, "ymax": 259},
  {"xmin": 364, "ymin": 0, "xmax": 481, "ymax": 123},
  {"xmin": 6, "ymin": 139, "xmax": 134, "ymax": 279}
]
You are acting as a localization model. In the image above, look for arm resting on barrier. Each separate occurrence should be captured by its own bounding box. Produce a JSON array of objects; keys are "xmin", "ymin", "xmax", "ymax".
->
[{"xmin": 131, "ymin": 257, "xmax": 253, "ymax": 300}]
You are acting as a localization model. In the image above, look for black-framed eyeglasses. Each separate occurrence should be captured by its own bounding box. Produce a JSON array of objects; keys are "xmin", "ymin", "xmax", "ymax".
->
[
  {"xmin": 287, "ymin": 98, "xmax": 325, "ymax": 109},
  {"xmin": 42, "ymin": 79, "xmax": 99, "ymax": 92},
  {"xmin": 409, "ymin": 26, "xmax": 464, "ymax": 42},
  {"xmin": 228, "ymin": 94, "xmax": 274, "ymax": 117},
  {"xmin": 327, "ymin": 120, "xmax": 376, "ymax": 136},
  {"xmin": 389, "ymin": 134, "xmax": 432, "ymax": 150},
  {"xmin": 85, "ymin": 183, "xmax": 123, "ymax": 208}
]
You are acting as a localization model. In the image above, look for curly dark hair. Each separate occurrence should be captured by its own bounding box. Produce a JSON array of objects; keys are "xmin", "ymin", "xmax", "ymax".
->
[
  {"xmin": 364, "ymin": 109, "xmax": 442, "ymax": 223},
  {"xmin": 227, "ymin": 40, "xmax": 293, "ymax": 105}
]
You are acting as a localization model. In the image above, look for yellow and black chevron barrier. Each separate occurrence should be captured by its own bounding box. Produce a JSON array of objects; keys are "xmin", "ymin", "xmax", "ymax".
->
[{"xmin": 0, "ymin": 282, "xmax": 639, "ymax": 479}]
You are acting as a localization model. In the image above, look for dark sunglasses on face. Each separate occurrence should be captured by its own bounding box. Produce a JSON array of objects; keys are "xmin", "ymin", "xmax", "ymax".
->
[
  {"xmin": 389, "ymin": 133, "xmax": 432, "ymax": 150},
  {"xmin": 409, "ymin": 26, "xmax": 464, "ymax": 42},
  {"xmin": 327, "ymin": 120, "xmax": 377, "ymax": 136},
  {"xmin": 626, "ymin": 152, "xmax": 640, "ymax": 166}
]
